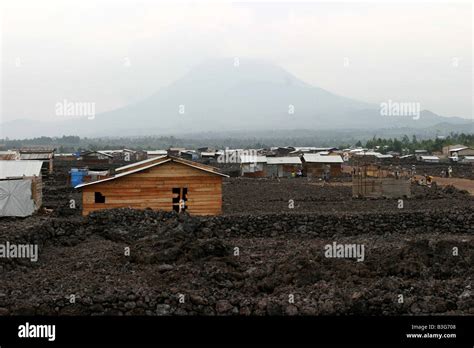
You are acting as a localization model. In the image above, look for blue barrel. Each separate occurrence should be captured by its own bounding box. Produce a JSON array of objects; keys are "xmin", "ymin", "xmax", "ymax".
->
[{"xmin": 71, "ymin": 168, "xmax": 87, "ymax": 187}]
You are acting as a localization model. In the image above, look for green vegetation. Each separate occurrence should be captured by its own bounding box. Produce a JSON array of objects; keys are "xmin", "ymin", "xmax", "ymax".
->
[
  {"xmin": 1, "ymin": 132, "xmax": 473, "ymax": 154},
  {"xmin": 365, "ymin": 133, "xmax": 474, "ymax": 154}
]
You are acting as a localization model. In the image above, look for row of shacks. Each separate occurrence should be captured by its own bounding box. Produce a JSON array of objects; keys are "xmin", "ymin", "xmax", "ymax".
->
[
  {"xmin": 239, "ymin": 153, "xmax": 344, "ymax": 178},
  {"xmin": 0, "ymin": 147, "xmax": 55, "ymax": 174},
  {"xmin": 1, "ymin": 143, "xmax": 474, "ymax": 217}
]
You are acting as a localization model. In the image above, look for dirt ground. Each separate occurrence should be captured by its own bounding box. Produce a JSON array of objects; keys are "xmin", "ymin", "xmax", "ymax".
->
[
  {"xmin": 431, "ymin": 177, "xmax": 474, "ymax": 195},
  {"xmin": 0, "ymin": 160, "xmax": 472, "ymax": 316}
]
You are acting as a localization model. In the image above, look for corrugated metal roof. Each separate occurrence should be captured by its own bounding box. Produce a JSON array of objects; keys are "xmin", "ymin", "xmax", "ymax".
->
[
  {"xmin": 353, "ymin": 152, "xmax": 393, "ymax": 159},
  {"xmin": 81, "ymin": 151, "xmax": 114, "ymax": 158},
  {"xmin": 19, "ymin": 153, "xmax": 52, "ymax": 160},
  {"xmin": 303, "ymin": 154, "xmax": 343, "ymax": 163},
  {"xmin": 266, "ymin": 157, "xmax": 301, "ymax": 165},
  {"xmin": 147, "ymin": 150, "xmax": 167, "ymax": 155},
  {"xmin": 200, "ymin": 152, "xmax": 216, "ymax": 156},
  {"xmin": 0, "ymin": 160, "xmax": 43, "ymax": 179},
  {"xmin": 449, "ymin": 147, "xmax": 468, "ymax": 152},
  {"xmin": 239, "ymin": 155, "xmax": 267, "ymax": 163},
  {"xmin": 116, "ymin": 155, "xmax": 167, "ymax": 172}
]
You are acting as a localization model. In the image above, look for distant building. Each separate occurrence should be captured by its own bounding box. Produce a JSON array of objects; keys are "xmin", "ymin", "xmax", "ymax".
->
[
  {"xmin": 414, "ymin": 150, "xmax": 428, "ymax": 161},
  {"xmin": 240, "ymin": 155, "xmax": 267, "ymax": 177},
  {"xmin": 168, "ymin": 148, "xmax": 186, "ymax": 157},
  {"xmin": 18, "ymin": 147, "xmax": 55, "ymax": 174},
  {"xmin": 301, "ymin": 153, "xmax": 343, "ymax": 178},
  {"xmin": 0, "ymin": 150, "xmax": 19, "ymax": 161},
  {"xmin": 442, "ymin": 145, "xmax": 474, "ymax": 158},
  {"xmin": 420, "ymin": 155, "xmax": 440, "ymax": 163},
  {"xmin": 79, "ymin": 151, "xmax": 114, "ymax": 166},
  {"xmin": 54, "ymin": 153, "xmax": 77, "ymax": 161},
  {"xmin": 266, "ymin": 157, "xmax": 302, "ymax": 178},
  {"xmin": 146, "ymin": 150, "xmax": 168, "ymax": 159},
  {"xmin": 462, "ymin": 156, "xmax": 474, "ymax": 163}
]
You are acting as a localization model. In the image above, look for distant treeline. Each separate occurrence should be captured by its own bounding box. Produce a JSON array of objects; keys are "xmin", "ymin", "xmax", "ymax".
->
[
  {"xmin": 1, "ymin": 133, "xmax": 473, "ymax": 153},
  {"xmin": 361, "ymin": 133, "xmax": 474, "ymax": 154}
]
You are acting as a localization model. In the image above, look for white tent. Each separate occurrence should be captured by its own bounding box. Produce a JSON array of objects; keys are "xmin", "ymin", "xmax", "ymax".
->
[{"xmin": 0, "ymin": 179, "xmax": 36, "ymax": 217}]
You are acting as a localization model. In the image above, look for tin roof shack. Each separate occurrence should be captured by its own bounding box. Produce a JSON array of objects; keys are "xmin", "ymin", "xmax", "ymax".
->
[
  {"xmin": 18, "ymin": 147, "xmax": 55, "ymax": 174},
  {"xmin": 54, "ymin": 153, "xmax": 77, "ymax": 161},
  {"xmin": 240, "ymin": 155, "xmax": 267, "ymax": 177},
  {"xmin": 462, "ymin": 156, "xmax": 474, "ymax": 163},
  {"xmin": 290, "ymin": 147, "xmax": 338, "ymax": 156},
  {"xmin": 266, "ymin": 157, "xmax": 302, "ymax": 178},
  {"xmin": 301, "ymin": 154, "xmax": 343, "ymax": 178},
  {"xmin": 146, "ymin": 150, "xmax": 168, "ymax": 159},
  {"xmin": 0, "ymin": 161, "xmax": 43, "ymax": 216},
  {"xmin": 442, "ymin": 145, "xmax": 474, "ymax": 160},
  {"xmin": 414, "ymin": 150, "xmax": 428, "ymax": 161},
  {"xmin": 79, "ymin": 151, "xmax": 113, "ymax": 167},
  {"xmin": 75, "ymin": 156, "xmax": 228, "ymax": 216},
  {"xmin": 180, "ymin": 150, "xmax": 199, "ymax": 161},
  {"xmin": 420, "ymin": 155, "xmax": 440, "ymax": 163},
  {"xmin": 168, "ymin": 148, "xmax": 186, "ymax": 157},
  {"xmin": 0, "ymin": 151, "xmax": 19, "ymax": 160},
  {"xmin": 442, "ymin": 144, "xmax": 474, "ymax": 156},
  {"xmin": 352, "ymin": 165, "xmax": 411, "ymax": 199},
  {"xmin": 114, "ymin": 149, "xmax": 147, "ymax": 162}
]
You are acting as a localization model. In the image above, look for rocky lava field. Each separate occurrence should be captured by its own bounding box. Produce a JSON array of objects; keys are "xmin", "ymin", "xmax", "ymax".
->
[{"xmin": 0, "ymin": 161, "xmax": 472, "ymax": 316}]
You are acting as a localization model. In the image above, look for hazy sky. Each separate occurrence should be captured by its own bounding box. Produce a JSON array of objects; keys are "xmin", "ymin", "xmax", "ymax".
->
[{"xmin": 1, "ymin": 0, "xmax": 472, "ymax": 123}]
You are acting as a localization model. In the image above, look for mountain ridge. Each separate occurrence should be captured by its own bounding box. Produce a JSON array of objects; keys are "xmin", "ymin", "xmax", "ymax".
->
[{"xmin": 1, "ymin": 58, "xmax": 471, "ymax": 139}]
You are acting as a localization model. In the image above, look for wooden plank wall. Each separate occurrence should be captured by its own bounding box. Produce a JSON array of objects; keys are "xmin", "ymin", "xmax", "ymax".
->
[
  {"xmin": 304, "ymin": 164, "xmax": 342, "ymax": 178},
  {"xmin": 82, "ymin": 161, "xmax": 223, "ymax": 216},
  {"xmin": 32, "ymin": 176, "xmax": 43, "ymax": 209}
]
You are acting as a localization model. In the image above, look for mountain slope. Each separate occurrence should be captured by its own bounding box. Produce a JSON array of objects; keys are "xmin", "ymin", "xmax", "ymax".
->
[
  {"xmin": 87, "ymin": 58, "xmax": 470, "ymax": 133},
  {"xmin": 1, "ymin": 58, "xmax": 471, "ymax": 138}
]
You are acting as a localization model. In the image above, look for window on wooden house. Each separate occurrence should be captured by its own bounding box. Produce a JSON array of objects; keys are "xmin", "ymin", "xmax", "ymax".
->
[{"xmin": 95, "ymin": 192, "xmax": 106, "ymax": 203}]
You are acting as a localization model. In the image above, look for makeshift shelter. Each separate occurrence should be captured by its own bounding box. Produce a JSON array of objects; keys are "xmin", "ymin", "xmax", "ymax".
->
[
  {"xmin": 301, "ymin": 154, "xmax": 343, "ymax": 178},
  {"xmin": 18, "ymin": 147, "xmax": 55, "ymax": 174},
  {"xmin": 0, "ymin": 160, "xmax": 43, "ymax": 217},
  {"xmin": 240, "ymin": 155, "xmax": 267, "ymax": 177},
  {"xmin": 265, "ymin": 157, "xmax": 302, "ymax": 177}
]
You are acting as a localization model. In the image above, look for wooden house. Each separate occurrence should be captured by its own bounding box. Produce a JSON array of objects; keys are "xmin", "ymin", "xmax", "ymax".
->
[{"xmin": 75, "ymin": 156, "xmax": 228, "ymax": 216}]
